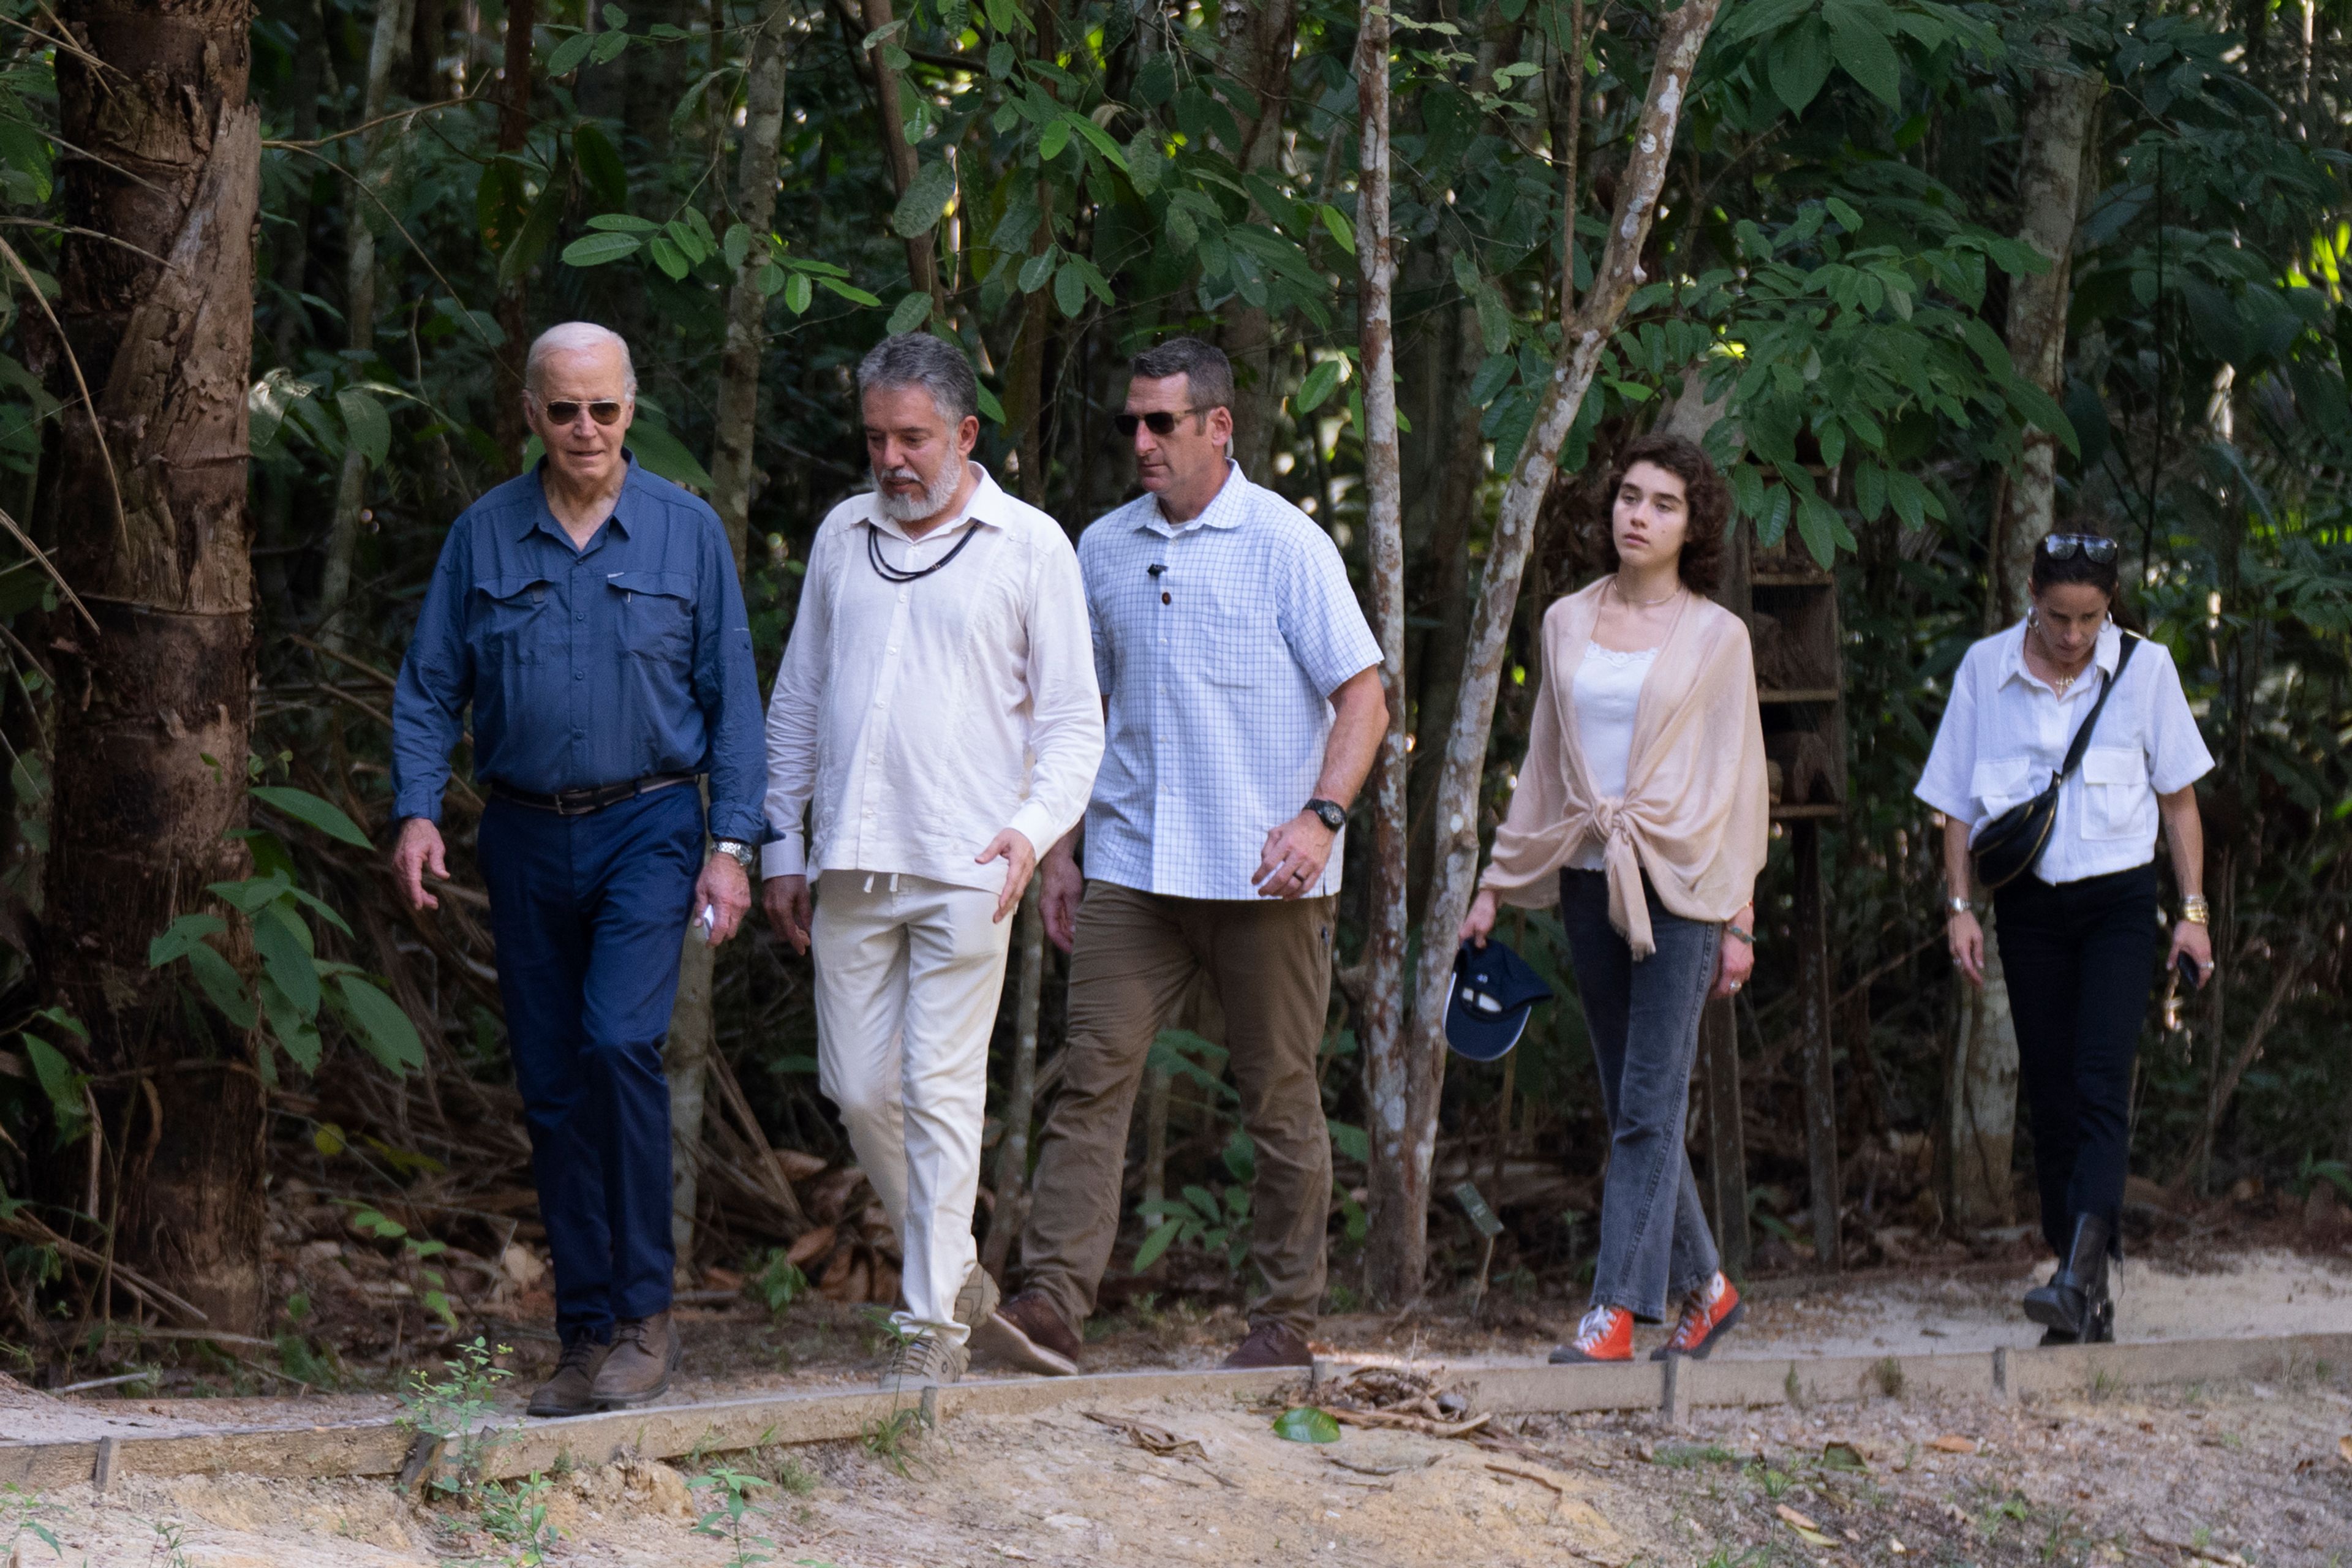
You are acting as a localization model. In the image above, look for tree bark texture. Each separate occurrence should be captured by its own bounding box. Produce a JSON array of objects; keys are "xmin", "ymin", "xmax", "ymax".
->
[
  {"xmin": 857, "ymin": 0, "xmax": 941, "ymax": 309},
  {"xmin": 1992, "ymin": 64, "xmax": 2098, "ymax": 621},
  {"xmin": 1351, "ymin": 0, "xmax": 1414, "ymax": 1307},
  {"xmin": 492, "ymin": 0, "xmax": 537, "ymax": 472},
  {"xmin": 318, "ymin": 0, "xmax": 413, "ymax": 655},
  {"xmin": 41, "ymin": 0, "xmax": 265, "ymax": 1331},
  {"xmin": 981, "ymin": 878, "xmax": 1046, "ymax": 1276},
  {"xmin": 1371, "ymin": 0, "xmax": 1724, "ymax": 1303}
]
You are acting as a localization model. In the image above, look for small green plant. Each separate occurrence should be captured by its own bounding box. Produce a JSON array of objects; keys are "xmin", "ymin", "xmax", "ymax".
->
[
  {"xmin": 1653, "ymin": 1442, "xmax": 1738, "ymax": 1469},
  {"xmin": 146, "ymin": 1516, "xmax": 192, "ymax": 1567},
  {"xmin": 1133, "ymin": 1182, "xmax": 1251, "ymax": 1274},
  {"xmin": 1977, "ymin": 1494, "xmax": 2030, "ymax": 1540},
  {"xmin": 343, "ymin": 1202, "xmax": 458, "ymax": 1332},
  {"xmin": 1872, "ymin": 1356, "xmax": 1905, "ymax": 1398},
  {"xmin": 398, "ymin": 1336, "xmax": 515, "ymax": 1494},
  {"xmin": 747, "ymin": 1249, "xmax": 809, "ymax": 1316},
  {"xmin": 861, "ymin": 1406, "xmax": 930, "ymax": 1477},
  {"xmin": 691, "ymin": 1463, "xmax": 780, "ymax": 1567},
  {"xmin": 4, "ymin": 1483, "xmax": 62, "ymax": 1560},
  {"xmin": 477, "ymin": 1472, "xmax": 558, "ymax": 1566}
]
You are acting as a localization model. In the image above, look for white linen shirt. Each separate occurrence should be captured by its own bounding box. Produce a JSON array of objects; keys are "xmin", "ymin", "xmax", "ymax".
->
[
  {"xmin": 761, "ymin": 463, "xmax": 1103, "ymax": 892},
  {"xmin": 1915, "ymin": 619, "xmax": 2213, "ymax": 886},
  {"xmin": 1079, "ymin": 461, "xmax": 1381, "ymax": 902}
]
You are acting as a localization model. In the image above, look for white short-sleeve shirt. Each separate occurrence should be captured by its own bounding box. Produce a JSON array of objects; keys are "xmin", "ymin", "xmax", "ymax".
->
[
  {"xmin": 1915, "ymin": 619, "xmax": 2213, "ymax": 885},
  {"xmin": 1077, "ymin": 461, "xmax": 1381, "ymax": 902}
]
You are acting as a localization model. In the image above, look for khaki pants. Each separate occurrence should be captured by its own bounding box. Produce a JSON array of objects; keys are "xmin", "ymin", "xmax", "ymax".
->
[{"xmin": 1018, "ymin": 880, "xmax": 1335, "ymax": 1335}]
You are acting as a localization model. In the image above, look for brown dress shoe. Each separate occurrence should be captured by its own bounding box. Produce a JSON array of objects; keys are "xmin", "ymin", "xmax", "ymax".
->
[
  {"xmin": 589, "ymin": 1311, "xmax": 680, "ymax": 1409},
  {"xmin": 526, "ymin": 1337, "xmax": 611, "ymax": 1418},
  {"xmin": 970, "ymin": 1289, "xmax": 1080, "ymax": 1376},
  {"xmin": 1221, "ymin": 1319, "xmax": 1312, "ymax": 1369}
]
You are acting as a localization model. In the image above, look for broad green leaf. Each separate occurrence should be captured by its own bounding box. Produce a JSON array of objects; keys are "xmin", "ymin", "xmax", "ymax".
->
[
  {"xmin": 1318, "ymin": 203, "xmax": 1355, "ymax": 257},
  {"xmin": 23, "ymin": 1034, "xmax": 89, "ymax": 1144},
  {"xmin": 1061, "ymin": 111, "xmax": 1128, "ymax": 171},
  {"xmin": 1328, "ymin": 1121, "xmax": 1370, "ymax": 1163},
  {"xmin": 1853, "ymin": 462, "xmax": 1888, "ymax": 521},
  {"xmin": 498, "ymin": 167, "xmax": 568, "ymax": 291},
  {"xmin": 783, "ymin": 271, "xmax": 812, "ymax": 313},
  {"xmin": 1769, "ymin": 18, "xmax": 1834, "ymax": 113},
  {"xmin": 148, "ymin": 912, "xmax": 227, "ymax": 968},
  {"xmin": 818, "ymin": 276, "xmax": 883, "ymax": 307},
  {"xmin": 1477, "ymin": 288, "xmax": 1512, "ymax": 356},
  {"xmin": 183, "ymin": 942, "xmax": 258, "ymax": 1030},
  {"xmin": 258, "ymin": 974, "xmax": 322, "ymax": 1073},
  {"xmin": 722, "ymin": 223, "xmax": 752, "ymax": 271},
  {"xmin": 1130, "ymin": 1218, "xmax": 1183, "ymax": 1272},
  {"xmin": 975, "ymin": 383, "xmax": 1004, "ymax": 423},
  {"xmin": 890, "ymin": 159, "xmax": 958, "ymax": 239},
  {"xmin": 2003, "ymin": 375, "xmax": 2080, "ymax": 454},
  {"xmin": 602, "ymin": 4, "xmax": 628, "ymax": 26},
  {"xmin": 336, "ymin": 974, "xmax": 425, "ymax": 1077},
  {"xmin": 590, "ymin": 28, "xmax": 630, "ymax": 66},
  {"xmin": 546, "ymin": 30, "xmax": 595, "ymax": 76},
  {"xmin": 1053, "ymin": 259, "xmax": 1087, "ymax": 319},
  {"xmin": 1272, "ymin": 1407, "xmax": 1341, "ymax": 1444},
  {"xmin": 584, "ymin": 212, "xmax": 662, "ymax": 233},
  {"xmin": 251, "ymin": 785, "xmax": 372, "ymax": 848},
  {"xmin": 1795, "ymin": 489, "xmax": 1841, "ymax": 567},
  {"xmin": 562, "ymin": 231, "xmax": 646, "ymax": 268},
  {"xmin": 887, "ymin": 290, "xmax": 932, "ymax": 335},
  {"xmin": 574, "ymin": 122, "xmax": 629, "ymax": 211},
  {"xmin": 1295, "ymin": 358, "xmax": 1343, "ymax": 415},
  {"xmin": 646, "ymin": 234, "xmax": 689, "ymax": 279},
  {"xmin": 207, "ymin": 873, "xmax": 294, "ymax": 914},
  {"xmin": 250, "ymin": 902, "xmax": 321, "ymax": 1017},
  {"xmin": 335, "ymin": 389, "xmax": 390, "ymax": 467},
  {"xmin": 625, "ymin": 421, "xmax": 715, "ymax": 489},
  {"xmin": 1828, "ymin": 9, "xmax": 1902, "ymax": 105},
  {"xmin": 1018, "ymin": 247, "xmax": 1058, "ymax": 293}
]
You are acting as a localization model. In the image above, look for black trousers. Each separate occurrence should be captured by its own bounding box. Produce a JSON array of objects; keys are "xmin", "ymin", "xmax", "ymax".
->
[{"xmin": 1991, "ymin": 862, "xmax": 2160, "ymax": 1258}]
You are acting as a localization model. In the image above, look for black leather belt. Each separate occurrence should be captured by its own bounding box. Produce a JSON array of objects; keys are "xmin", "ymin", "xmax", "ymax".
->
[{"xmin": 490, "ymin": 772, "xmax": 698, "ymax": 816}]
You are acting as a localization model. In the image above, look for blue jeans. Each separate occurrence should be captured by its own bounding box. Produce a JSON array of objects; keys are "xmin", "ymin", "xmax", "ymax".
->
[
  {"xmin": 478, "ymin": 784, "xmax": 701, "ymax": 1342},
  {"xmin": 1558, "ymin": 870, "xmax": 1722, "ymax": 1321}
]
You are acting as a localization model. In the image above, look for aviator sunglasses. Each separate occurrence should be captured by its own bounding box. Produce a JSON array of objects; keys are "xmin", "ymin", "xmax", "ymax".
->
[
  {"xmin": 535, "ymin": 396, "xmax": 628, "ymax": 427},
  {"xmin": 2039, "ymin": 533, "xmax": 2119, "ymax": 563},
  {"xmin": 1113, "ymin": 406, "xmax": 1204, "ymax": 437}
]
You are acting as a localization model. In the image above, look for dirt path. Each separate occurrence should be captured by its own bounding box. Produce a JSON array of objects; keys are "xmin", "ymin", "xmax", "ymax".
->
[{"xmin": 11, "ymin": 1357, "xmax": 2351, "ymax": 1567}]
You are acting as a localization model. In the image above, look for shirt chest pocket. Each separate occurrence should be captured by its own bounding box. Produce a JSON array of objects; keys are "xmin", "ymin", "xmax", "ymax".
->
[
  {"xmin": 1193, "ymin": 600, "xmax": 1276, "ymax": 690},
  {"xmin": 606, "ymin": 570, "xmax": 695, "ymax": 663},
  {"xmin": 1970, "ymin": 756, "xmax": 2037, "ymax": 818},
  {"xmin": 471, "ymin": 576, "xmax": 551, "ymax": 668},
  {"xmin": 2079, "ymin": 746, "xmax": 2152, "ymax": 839}
]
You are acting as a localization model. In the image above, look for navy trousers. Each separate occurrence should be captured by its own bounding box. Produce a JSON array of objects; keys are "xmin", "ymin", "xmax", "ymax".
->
[
  {"xmin": 1992, "ymin": 861, "xmax": 2160, "ymax": 1259},
  {"xmin": 478, "ymin": 784, "xmax": 701, "ymax": 1343}
]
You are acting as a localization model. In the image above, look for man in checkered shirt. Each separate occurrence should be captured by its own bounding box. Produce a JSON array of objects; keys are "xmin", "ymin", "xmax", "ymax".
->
[{"xmin": 973, "ymin": 337, "xmax": 1385, "ymax": 1374}]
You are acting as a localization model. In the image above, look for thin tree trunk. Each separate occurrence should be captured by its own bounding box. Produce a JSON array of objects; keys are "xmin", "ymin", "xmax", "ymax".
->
[
  {"xmin": 318, "ymin": 0, "xmax": 413, "ymax": 655},
  {"xmin": 40, "ymin": 0, "xmax": 265, "ymax": 1332},
  {"xmin": 982, "ymin": 879, "xmax": 1046, "ymax": 1276},
  {"xmin": 1368, "ymin": 0, "xmax": 1724, "ymax": 1303},
  {"xmin": 1351, "ymin": 0, "xmax": 1414, "ymax": 1306},
  {"xmin": 855, "ymin": 0, "xmax": 941, "ymax": 309},
  {"xmin": 1213, "ymin": 0, "xmax": 1300, "ymax": 478},
  {"xmin": 492, "ymin": 0, "xmax": 537, "ymax": 472}
]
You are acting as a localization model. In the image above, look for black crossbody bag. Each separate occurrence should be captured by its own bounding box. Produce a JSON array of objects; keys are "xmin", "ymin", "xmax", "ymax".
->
[{"xmin": 1969, "ymin": 633, "xmax": 2139, "ymax": 891}]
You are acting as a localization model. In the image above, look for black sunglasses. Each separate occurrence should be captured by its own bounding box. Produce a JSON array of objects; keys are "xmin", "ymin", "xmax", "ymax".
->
[
  {"xmin": 2040, "ymin": 533, "xmax": 2119, "ymax": 563},
  {"xmin": 537, "ymin": 397, "xmax": 628, "ymax": 427},
  {"xmin": 1114, "ymin": 407, "xmax": 1205, "ymax": 437}
]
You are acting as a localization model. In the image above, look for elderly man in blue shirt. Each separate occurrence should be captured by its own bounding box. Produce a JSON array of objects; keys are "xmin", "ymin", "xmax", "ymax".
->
[{"xmin": 390, "ymin": 322, "xmax": 761, "ymax": 1417}]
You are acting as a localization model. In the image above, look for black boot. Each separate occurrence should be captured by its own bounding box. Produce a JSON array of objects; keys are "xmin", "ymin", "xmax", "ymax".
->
[{"xmin": 2022, "ymin": 1213, "xmax": 2111, "ymax": 1341}]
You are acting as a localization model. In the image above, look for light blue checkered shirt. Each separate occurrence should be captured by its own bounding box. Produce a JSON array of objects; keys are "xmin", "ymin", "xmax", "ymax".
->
[{"xmin": 1077, "ymin": 462, "xmax": 1381, "ymax": 901}]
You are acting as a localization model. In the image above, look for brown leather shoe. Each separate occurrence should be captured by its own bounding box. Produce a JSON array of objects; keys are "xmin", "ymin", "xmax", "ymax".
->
[
  {"xmin": 1221, "ymin": 1319, "xmax": 1313, "ymax": 1369},
  {"xmin": 589, "ymin": 1311, "xmax": 680, "ymax": 1409},
  {"xmin": 970, "ymin": 1288, "xmax": 1080, "ymax": 1376},
  {"xmin": 526, "ymin": 1337, "xmax": 611, "ymax": 1418}
]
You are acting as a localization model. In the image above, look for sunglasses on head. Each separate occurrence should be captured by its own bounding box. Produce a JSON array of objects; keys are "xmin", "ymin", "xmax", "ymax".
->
[
  {"xmin": 1114, "ymin": 407, "xmax": 1204, "ymax": 437},
  {"xmin": 2040, "ymin": 533, "xmax": 2119, "ymax": 563},
  {"xmin": 537, "ymin": 397, "xmax": 627, "ymax": 427}
]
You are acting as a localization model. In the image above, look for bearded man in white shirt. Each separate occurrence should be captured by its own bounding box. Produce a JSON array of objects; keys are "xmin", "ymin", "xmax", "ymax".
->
[{"xmin": 761, "ymin": 333, "xmax": 1104, "ymax": 1391}]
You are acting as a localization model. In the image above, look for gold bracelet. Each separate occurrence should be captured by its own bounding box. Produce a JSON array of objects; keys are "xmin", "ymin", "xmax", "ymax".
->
[{"xmin": 2180, "ymin": 895, "xmax": 2209, "ymax": 925}]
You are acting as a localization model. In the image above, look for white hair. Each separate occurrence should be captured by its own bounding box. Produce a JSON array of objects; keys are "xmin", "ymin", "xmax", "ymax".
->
[{"xmin": 524, "ymin": 322, "xmax": 637, "ymax": 397}]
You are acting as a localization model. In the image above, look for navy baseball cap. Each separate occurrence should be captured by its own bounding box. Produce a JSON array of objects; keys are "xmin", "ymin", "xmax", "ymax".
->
[{"xmin": 1444, "ymin": 939, "xmax": 1555, "ymax": 1061}]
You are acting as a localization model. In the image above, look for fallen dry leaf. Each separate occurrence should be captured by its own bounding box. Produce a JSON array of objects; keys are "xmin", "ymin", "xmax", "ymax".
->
[
  {"xmin": 2339, "ymin": 1434, "xmax": 2352, "ymax": 1466},
  {"xmin": 1776, "ymin": 1504, "xmax": 1822, "ymax": 1532},
  {"xmin": 1889, "ymin": 1539, "xmax": 1908, "ymax": 1556},
  {"xmin": 1822, "ymin": 1438, "xmax": 1871, "ymax": 1470},
  {"xmin": 1928, "ymin": 1434, "xmax": 1979, "ymax": 1455}
]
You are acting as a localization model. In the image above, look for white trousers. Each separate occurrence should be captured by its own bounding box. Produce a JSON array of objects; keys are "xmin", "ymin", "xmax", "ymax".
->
[{"xmin": 811, "ymin": 872, "xmax": 1011, "ymax": 1346}]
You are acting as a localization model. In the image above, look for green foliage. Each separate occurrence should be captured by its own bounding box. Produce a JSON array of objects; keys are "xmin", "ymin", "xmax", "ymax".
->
[
  {"xmin": 398, "ymin": 1337, "xmax": 516, "ymax": 1494},
  {"xmin": 1271, "ymin": 1406, "xmax": 1341, "ymax": 1444},
  {"xmin": 690, "ymin": 1463, "xmax": 782, "ymax": 1567},
  {"xmin": 747, "ymin": 1248, "xmax": 809, "ymax": 1316},
  {"xmin": 344, "ymin": 1202, "xmax": 459, "ymax": 1331}
]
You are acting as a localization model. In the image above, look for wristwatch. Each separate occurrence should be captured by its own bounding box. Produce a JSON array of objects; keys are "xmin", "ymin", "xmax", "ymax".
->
[
  {"xmin": 712, "ymin": 839, "xmax": 755, "ymax": 871},
  {"xmin": 1945, "ymin": 895, "xmax": 1972, "ymax": 915},
  {"xmin": 1305, "ymin": 798, "xmax": 1348, "ymax": 832}
]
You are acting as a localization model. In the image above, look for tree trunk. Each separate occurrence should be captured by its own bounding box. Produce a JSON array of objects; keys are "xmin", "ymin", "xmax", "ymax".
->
[
  {"xmin": 1351, "ymin": 0, "xmax": 1415, "ymax": 1306},
  {"xmin": 1950, "ymin": 57, "xmax": 2097, "ymax": 1232},
  {"xmin": 40, "ymin": 0, "xmax": 263, "ymax": 1332},
  {"xmin": 1366, "ymin": 0, "xmax": 1724, "ymax": 1303},
  {"xmin": 318, "ymin": 0, "xmax": 413, "ymax": 655},
  {"xmin": 1213, "ymin": 0, "xmax": 1300, "ymax": 478},
  {"xmin": 856, "ymin": 0, "xmax": 941, "ymax": 310},
  {"xmin": 982, "ymin": 879, "xmax": 1046, "ymax": 1276},
  {"xmin": 492, "ymin": 0, "xmax": 537, "ymax": 472}
]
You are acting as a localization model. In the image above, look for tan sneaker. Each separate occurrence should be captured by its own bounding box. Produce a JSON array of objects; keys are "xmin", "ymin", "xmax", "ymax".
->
[
  {"xmin": 878, "ymin": 1329, "xmax": 968, "ymax": 1393},
  {"xmin": 589, "ymin": 1312, "xmax": 680, "ymax": 1409},
  {"xmin": 954, "ymin": 1262, "xmax": 1001, "ymax": 1331},
  {"xmin": 526, "ymin": 1338, "xmax": 611, "ymax": 1418}
]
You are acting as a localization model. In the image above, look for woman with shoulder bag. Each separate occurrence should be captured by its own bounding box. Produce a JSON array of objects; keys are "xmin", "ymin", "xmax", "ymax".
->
[
  {"xmin": 1460, "ymin": 433, "xmax": 1769, "ymax": 1365},
  {"xmin": 1915, "ymin": 531, "xmax": 2215, "ymax": 1343}
]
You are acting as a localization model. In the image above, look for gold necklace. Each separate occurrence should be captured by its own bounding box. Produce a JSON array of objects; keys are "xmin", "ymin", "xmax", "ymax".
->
[{"xmin": 1613, "ymin": 576, "xmax": 1679, "ymax": 609}]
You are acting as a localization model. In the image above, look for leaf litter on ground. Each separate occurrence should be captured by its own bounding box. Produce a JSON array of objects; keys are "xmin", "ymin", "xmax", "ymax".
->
[{"xmin": 1084, "ymin": 1409, "xmax": 1238, "ymax": 1486}]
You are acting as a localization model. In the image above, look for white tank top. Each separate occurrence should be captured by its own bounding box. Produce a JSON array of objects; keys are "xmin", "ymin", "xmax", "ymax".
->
[{"xmin": 1569, "ymin": 644, "xmax": 1658, "ymax": 870}]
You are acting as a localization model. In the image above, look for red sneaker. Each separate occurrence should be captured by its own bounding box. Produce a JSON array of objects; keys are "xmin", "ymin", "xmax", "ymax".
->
[
  {"xmin": 1653, "ymin": 1272, "xmax": 1743, "ymax": 1361},
  {"xmin": 1548, "ymin": 1305, "xmax": 1634, "ymax": 1364}
]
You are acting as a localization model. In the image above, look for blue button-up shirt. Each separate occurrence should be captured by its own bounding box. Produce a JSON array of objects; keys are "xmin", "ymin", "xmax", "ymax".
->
[{"xmin": 391, "ymin": 456, "xmax": 764, "ymax": 842}]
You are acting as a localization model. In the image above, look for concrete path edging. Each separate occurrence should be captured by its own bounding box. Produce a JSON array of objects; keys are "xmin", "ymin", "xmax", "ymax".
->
[{"xmin": 2, "ymin": 1332, "xmax": 2345, "ymax": 1491}]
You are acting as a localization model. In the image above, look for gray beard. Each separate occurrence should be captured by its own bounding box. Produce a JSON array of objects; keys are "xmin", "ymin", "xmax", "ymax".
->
[{"xmin": 873, "ymin": 460, "xmax": 965, "ymax": 523}]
